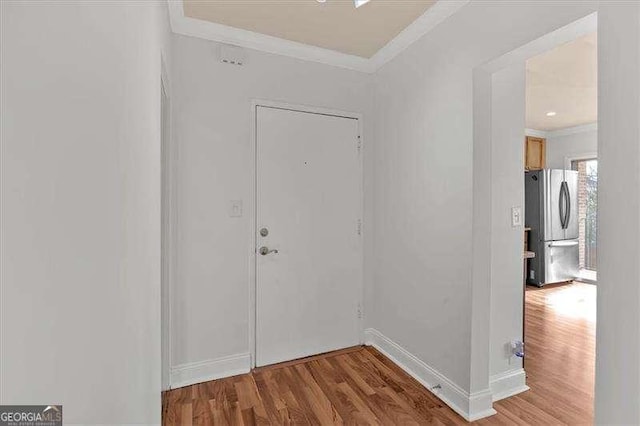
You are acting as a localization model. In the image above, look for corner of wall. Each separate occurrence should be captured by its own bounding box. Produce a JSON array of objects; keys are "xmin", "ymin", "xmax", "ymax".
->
[{"xmin": 364, "ymin": 328, "xmax": 496, "ymax": 422}]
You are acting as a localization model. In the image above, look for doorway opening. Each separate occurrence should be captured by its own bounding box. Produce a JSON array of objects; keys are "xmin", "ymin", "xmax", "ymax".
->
[
  {"xmin": 472, "ymin": 11, "xmax": 600, "ymax": 423},
  {"xmin": 522, "ymin": 25, "xmax": 598, "ymax": 423}
]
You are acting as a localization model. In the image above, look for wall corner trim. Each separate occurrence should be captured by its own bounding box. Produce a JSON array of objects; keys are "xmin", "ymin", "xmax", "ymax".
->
[
  {"xmin": 364, "ymin": 328, "xmax": 496, "ymax": 422},
  {"xmin": 170, "ymin": 353, "xmax": 251, "ymax": 389},
  {"xmin": 489, "ymin": 368, "xmax": 529, "ymax": 402}
]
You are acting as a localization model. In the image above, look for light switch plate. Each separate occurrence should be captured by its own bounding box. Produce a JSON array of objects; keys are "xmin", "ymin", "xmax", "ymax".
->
[
  {"xmin": 229, "ymin": 200, "xmax": 243, "ymax": 217},
  {"xmin": 511, "ymin": 206, "xmax": 523, "ymax": 227}
]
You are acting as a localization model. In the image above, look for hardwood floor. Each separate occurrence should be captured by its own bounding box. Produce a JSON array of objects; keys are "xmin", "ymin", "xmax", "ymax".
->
[
  {"xmin": 163, "ymin": 346, "xmax": 466, "ymax": 425},
  {"xmin": 486, "ymin": 282, "xmax": 595, "ymax": 425},
  {"xmin": 163, "ymin": 282, "xmax": 596, "ymax": 425}
]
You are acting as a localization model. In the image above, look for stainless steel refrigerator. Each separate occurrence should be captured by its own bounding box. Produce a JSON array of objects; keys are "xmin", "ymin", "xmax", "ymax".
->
[{"xmin": 525, "ymin": 169, "xmax": 579, "ymax": 287}]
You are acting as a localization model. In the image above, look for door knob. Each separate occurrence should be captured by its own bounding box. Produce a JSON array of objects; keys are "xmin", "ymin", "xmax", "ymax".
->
[{"xmin": 259, "ymin": 246, "xmax": 279, "ymax": 256}]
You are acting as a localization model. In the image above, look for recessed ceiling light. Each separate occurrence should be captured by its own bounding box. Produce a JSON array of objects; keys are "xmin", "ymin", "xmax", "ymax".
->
[
  {"xmin": 354, "ymin": 0, "xmax": 371, "ymax": 7},
  {"xmin": 546, "ymin": 111, "xmax": 557, "ymax": 117},
  {"xmin": 316, "ymin": 0, "xmax": 326, "ymax": 3}
]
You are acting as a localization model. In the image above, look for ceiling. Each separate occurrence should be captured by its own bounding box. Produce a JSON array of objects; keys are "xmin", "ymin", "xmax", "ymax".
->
[
  {"xmin": 182, "ymin": 0, "xmax": 437, "ymax": 58},
  {"xmin": 526, "ymin": 32, "xmax": 597, "ymax": 131}
]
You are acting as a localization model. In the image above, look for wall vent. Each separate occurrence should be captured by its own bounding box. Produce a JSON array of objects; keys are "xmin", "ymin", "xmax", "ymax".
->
[{"xmin": 218, "ymin": 44, "xmax": 246, "ymax": 66}]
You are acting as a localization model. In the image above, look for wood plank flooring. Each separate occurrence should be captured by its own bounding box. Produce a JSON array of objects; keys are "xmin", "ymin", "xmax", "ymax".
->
[
  {"xmin": 486, "ymin": 282, "xmax": 595, "ymax": 425},
  {"xmin": 163, "ymin": 282, "xmax": 595, "ymax": 425}
]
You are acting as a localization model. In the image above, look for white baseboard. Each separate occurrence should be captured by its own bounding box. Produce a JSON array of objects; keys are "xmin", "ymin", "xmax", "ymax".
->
[
  {"xmin": 490, "ymin": 368, "xmax": 529, "ymax": 402},
  {"xmin": 364, "ymin": 328, "xmax": 496, "ymax": 422},
  {"xmin": 170, "ymin": 352, "xmax": 250, "ymax": 389}
]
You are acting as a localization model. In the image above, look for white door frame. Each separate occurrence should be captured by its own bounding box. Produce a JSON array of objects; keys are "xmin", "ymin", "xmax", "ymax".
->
[
  {"xmin": 160, "ymin": 56, "xmax": 174, "ymax": 390},
  {"xmin": 248, "ymin": 99, "xmax": 365, "ymax": 368},
  {"xmin": 470, "ymin": 12, "xmax": 597, "ymax": 399}
]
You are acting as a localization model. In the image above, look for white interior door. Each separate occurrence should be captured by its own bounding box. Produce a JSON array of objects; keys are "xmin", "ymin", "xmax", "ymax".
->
[{"xmin": 256, "ymin": 105, "xmax": 362, "ymax": 367}]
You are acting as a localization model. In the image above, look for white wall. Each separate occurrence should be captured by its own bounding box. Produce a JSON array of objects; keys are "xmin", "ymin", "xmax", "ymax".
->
[
  {"xmin": 545, "ymin": 125, "xmax": 598, "ymax": 168},
  {"xmin": 0, "ymin": 1, "xmax": 171, "ymax": 423},
  {"xmin": 372, "ymin": 0, "xmax": 597, "ymax": 400},
  {"xmin": 595, "ymin": 1, "xmax": 640, "ymax": 423},
  {"xmin": 170, "ymin": 34, "xmax": 374, "ymax": 375},
  {"xmin": 488, "ymin": 64, "xmax": 526, "ymax": 385}
]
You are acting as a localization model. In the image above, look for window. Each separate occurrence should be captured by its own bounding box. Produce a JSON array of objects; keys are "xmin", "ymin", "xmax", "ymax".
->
[{"xmin": 572, "ymin": 159, "xmax": 598, "ymax": 271}]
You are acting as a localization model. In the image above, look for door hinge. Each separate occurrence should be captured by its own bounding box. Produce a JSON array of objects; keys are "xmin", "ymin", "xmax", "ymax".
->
[
  {"xmin": 357, "ymin": 304, "xmax": 363, "ymax": 319},
  {"xmin": 356, "ymin": 219, "xmax": 362, "ymax": 236},
  {"xmin": 357, "ymin": 136, "xmax": 362, "ymax": 154}
]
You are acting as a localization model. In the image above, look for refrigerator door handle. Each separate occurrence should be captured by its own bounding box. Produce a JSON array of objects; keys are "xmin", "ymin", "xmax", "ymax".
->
[
  {"xmin": 558, "ymin": 182, "xmax": 567, "ymax": 229},
  {"xmin": 549, "ymin": 240, "xmax": 579, "ymax": 247}
]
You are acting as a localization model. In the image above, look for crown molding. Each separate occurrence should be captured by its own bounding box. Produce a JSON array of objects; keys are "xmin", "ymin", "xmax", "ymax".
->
[
  {"xmin": 526, "ymin": 122, "xmax": 598, "ymax": 139},
  {"xmin": 367, "ymin": 0, "xmax": 469, "ymax": 70},
  {"xmin": 167, "ymin": 0, "xmax": 469, "ymax": 74},
  {"xmin": 546, "ymin": 122, "xmax": 597, "ymax": 138},
  {"xmin": 525, "ymin": 128, "xmax": 548, "ymax": 138}
]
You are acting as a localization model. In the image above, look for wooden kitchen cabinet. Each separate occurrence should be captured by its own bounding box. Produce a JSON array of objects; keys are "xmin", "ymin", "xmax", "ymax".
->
[{"xmin": 524, "ymin": 136, "xmax": 546, "ymax": 170}]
